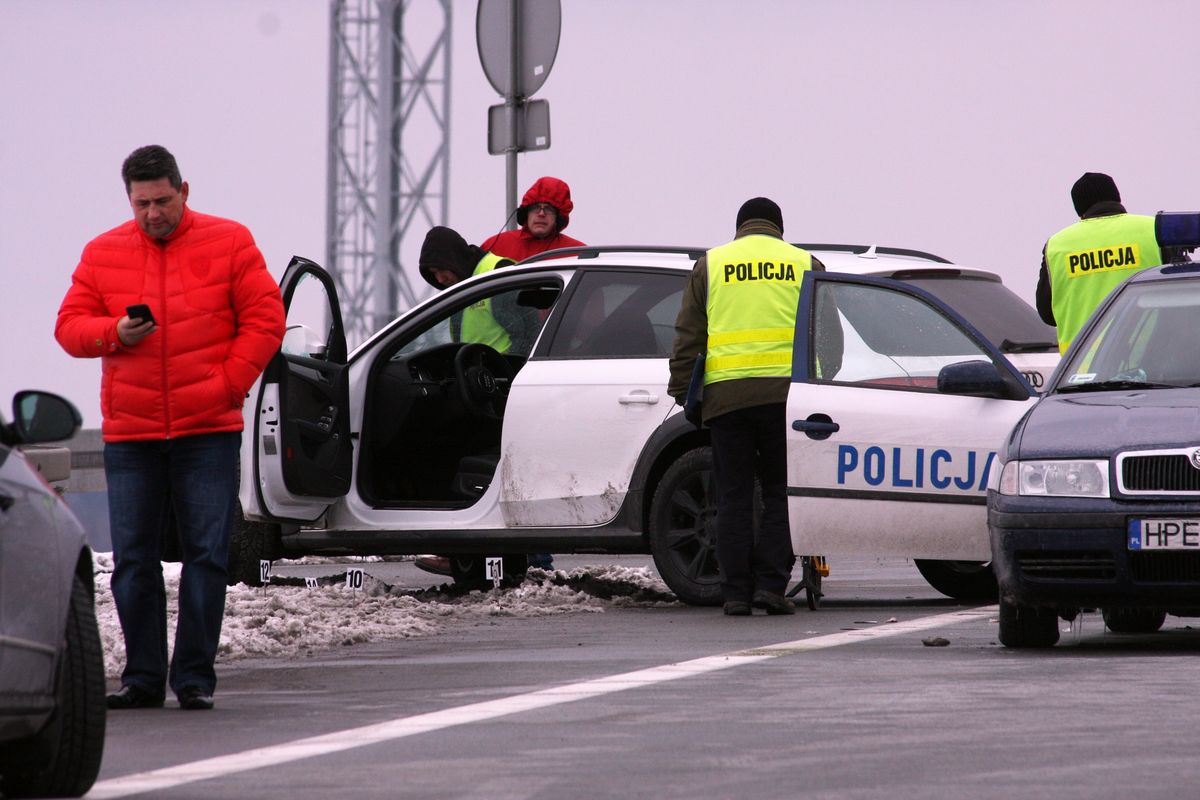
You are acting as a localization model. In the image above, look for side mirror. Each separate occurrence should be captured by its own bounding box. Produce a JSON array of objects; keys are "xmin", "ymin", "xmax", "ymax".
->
[
  {"xmin": 282, "ymin": 324, "xmax": 328, "ymax": 360},
  {"xmin": 12, "ymin": 391, "xmax": 82, "ymax": 444},
  {"xmin": 938, "ymin": 360, "xmax": 1029, "ymax": 400}
]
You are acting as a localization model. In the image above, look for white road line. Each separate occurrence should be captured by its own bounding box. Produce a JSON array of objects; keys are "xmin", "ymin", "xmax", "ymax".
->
[{"xmin": 87, "ymin": 605, "xmax": 995, "ymax": 798}]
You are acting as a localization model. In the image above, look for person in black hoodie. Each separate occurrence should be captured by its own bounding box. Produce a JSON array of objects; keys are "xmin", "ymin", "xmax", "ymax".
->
[
  {"xmin": 417, "ymin": 226, "xmax": 538, "ymax": 354},
  {"xmin": 413, "ymin": 226, "xmax": 542, "ymax": 577}
]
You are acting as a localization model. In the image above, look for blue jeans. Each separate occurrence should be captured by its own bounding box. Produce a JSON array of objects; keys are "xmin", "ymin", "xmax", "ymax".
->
[{"xmin": 105, "ymin": 431, "xmax": 240, "ymax": 697}]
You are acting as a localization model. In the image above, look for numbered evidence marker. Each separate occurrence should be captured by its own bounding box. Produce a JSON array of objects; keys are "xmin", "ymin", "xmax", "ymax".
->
[
  {"xmin": 485, "ymin": 557, "xmax": 503, "ymax": 590},
  {"xmin": 305, "ymin": 577, "xmax": 318, "ymax": 589},
  {"xmin": 346, "ymin": 567, "xmax": 365, "ymax": 593},
  {"xmin": 259, "ymin": 560, "xmax": 272, "ymax": 592}
]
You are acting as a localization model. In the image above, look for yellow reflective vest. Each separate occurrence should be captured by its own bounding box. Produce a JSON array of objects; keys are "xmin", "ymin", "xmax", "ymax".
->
[
  {"xmin": 461, "ymin": 252, "xmax": 511, "ymax": 352},
  {"xmin": 1046, "ymin": 213, "xmax": 1160, "ymax": 352},
  {"xmin": 704, "ymin": 236, "xmax": 812, "ymax": 385}
]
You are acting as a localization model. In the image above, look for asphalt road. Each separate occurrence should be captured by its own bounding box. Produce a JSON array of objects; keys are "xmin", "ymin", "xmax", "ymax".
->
[{"xmin": 85, "ymin": 557, "xmax": 1200, "ymax": 800}]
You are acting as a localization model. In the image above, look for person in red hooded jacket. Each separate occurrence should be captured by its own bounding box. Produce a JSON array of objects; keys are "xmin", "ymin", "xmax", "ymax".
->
[
  {"xmin": 481, "ymin": 176, "xmax": 585, "ymax": 261},
  {"xmin": 55, "ymin": 145, "xmax": 284, "ymax": 712},
  {"xmin": 476, "ymin": 177, "xmax": 584, "ymax": 573}
]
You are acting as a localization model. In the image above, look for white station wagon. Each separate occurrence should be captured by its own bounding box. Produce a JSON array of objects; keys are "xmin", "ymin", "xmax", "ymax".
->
[{"xmin": 234, "ymin": 245, "xmax": 1055, "ymax": 605}]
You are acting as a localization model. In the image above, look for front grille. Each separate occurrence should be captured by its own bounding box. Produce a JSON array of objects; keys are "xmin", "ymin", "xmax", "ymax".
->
[
  {"xmin": 1119, "ymin": 451, "xmax": 1200, "ymax": 494},
  {"xmin": 1130, "ymin": 552, "xmax": 1200, "ymax": 583},
  {"xmin": 1016, "ymin": 551, "xmax": 1115, "ymax": 581}
]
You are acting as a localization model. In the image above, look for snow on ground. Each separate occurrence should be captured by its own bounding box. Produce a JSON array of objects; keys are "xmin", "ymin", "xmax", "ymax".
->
[{"xmin": 92, "ymin": 554, "xmax": 679, "ymax": 679}]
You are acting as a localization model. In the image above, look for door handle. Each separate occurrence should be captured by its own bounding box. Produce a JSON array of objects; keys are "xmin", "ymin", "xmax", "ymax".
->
[
  {"xmin": 619, "ymin": 391, "xmax": 660, "ymax": 405},
  {"xmin": 792, "ymin": 414, "xmax": 839, "ymax": 440}
]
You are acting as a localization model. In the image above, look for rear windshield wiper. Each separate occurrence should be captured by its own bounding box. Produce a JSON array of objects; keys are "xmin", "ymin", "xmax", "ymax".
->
[
  {"xmin": 1000, "ymin": 338, "xmax": 1058, "ymax": 353},
  {"xmin": 1057, "ymin": 379, "xmax": 1177, "ymax": 393}
]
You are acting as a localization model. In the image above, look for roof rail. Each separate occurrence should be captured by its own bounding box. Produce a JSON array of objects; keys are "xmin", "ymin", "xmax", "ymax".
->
[
  {"xmin": 518, "ymin": 245, "xmax": 707, "ymax": 264},
  {"xmin": 794, "ymin": 243, "xmax": 952, "ymax": 264}
]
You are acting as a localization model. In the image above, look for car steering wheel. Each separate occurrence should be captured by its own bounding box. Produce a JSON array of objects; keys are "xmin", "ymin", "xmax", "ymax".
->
[{"xmin": 454, "ymin": 343, "xmax": 514, "ymax": 419}]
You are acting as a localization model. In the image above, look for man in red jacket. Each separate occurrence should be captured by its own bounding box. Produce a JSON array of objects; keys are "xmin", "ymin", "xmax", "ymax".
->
[
  {"xmin": 481, "ymin": 176, "xmax": 585, "ymax": 261},
  {"xmin": 55, "ymin": 145, "xmax": 285, "ymax": 711},
  {"xmin": 478, "ymin": 176, "xmax": 585, "ymax": 572}
]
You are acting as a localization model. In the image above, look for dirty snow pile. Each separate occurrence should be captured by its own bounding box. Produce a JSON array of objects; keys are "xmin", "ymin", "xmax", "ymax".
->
[{"xmin": 92, "ymin": 554, "xmax": 678, "ymax": 679}]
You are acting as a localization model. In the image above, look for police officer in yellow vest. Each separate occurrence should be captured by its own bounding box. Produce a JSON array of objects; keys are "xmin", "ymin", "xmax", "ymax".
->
[
  {"xmin": 1036, "ymin": 172, "xmax": 1165, "ymax": 353},
  {"xmin": 417, "ymin": 225, "xmax": 538, "ymax": 354},
  {"xmin": 669, "ymin": 197, "xmax": 823, "ymax": 616}
]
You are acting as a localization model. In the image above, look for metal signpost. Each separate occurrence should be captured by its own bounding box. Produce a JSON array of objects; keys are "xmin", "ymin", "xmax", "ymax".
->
[{"xmin": 477, "ymin": 0, "xmax": 561, "ymax": 228}]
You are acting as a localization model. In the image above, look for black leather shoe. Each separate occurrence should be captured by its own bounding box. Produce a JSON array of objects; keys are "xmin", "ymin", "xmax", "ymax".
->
[
  {"xmin": 752, "ymin": 590, "xmax": 796, "ymax": 615},
  {"xmin": 178, "ymin": 686, "xmax": 215, "ymax": 710},
  {"xmin": 723, "ymin": 600, "xmax": 752, "ymax": 616},
  {"xmin": 107, "ymin": 684, "xmax": 165, "ymax": 709}
]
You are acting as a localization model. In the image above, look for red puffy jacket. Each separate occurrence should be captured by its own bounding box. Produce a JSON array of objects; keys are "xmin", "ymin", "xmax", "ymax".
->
[
  {"xmin": 481, "ymin": 227, "xmax": 586, "ymax": 261},
  {"xmin": 55, "ymin": 207, "xmax": 285, "ymax": 442}
]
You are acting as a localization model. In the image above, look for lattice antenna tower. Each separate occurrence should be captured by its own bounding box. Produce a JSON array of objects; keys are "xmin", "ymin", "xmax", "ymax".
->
[{"xmin": 326, "ymin": 0, "xmax": 451, "ymax": 346}]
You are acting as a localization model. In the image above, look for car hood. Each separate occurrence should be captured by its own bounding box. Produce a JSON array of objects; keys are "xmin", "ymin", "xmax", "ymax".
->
[{"xmin": 1016, "ymin": 388, "xmax": 1200, "ymax": 458}]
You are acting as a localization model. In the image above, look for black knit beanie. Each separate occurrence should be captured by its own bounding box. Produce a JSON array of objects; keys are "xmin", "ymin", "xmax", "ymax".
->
[
  {"xmin": 735, "ymin": 197, "xmax": 784, "ymax": 232},
  {"xmin": 418, "ymin": 226, "xmax": 482, "ymax": 287},
  {"xmin": 1071, "ymin": 173, "xmax": 1121, "ymax": 217}
]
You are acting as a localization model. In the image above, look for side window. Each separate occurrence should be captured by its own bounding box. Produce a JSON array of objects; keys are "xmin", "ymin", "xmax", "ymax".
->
[
  {"xmin": 812, "ymin": 281, "xmax": 991, "ymax": 389},
  {"xmin": 282, "ymin": 271, "xmax": 334, "ymax": 359},
  {"xmin": 547, "ymin": 271, "xmax": 686, "ymax": 358},
  {"xmin": 391, "ymin": 281, "xmax": 558, "ymax": 359}
]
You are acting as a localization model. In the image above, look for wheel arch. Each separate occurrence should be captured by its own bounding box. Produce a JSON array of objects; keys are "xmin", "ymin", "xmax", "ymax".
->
[
  {"xmin": 74, "ymin": 546, "xmax": 95, "ymax": 598},
  {"xmin": 627, "ymin": 413, "xmax": 710, "ymax": 542}
]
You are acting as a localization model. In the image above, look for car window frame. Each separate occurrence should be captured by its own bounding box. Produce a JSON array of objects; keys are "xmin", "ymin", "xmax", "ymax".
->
[
  {"xmin": 352, "ymin": 267, "xmax": 569, "ymax": 367},
  {"xmin": 793, "ymin": 271, "xmax": 1034, "ymax": 395}
]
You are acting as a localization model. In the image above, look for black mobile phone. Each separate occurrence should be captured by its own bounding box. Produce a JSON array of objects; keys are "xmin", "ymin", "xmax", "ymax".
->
[{"xmin": 126, "ymin": 304, "xmax": 156, "ymax": 326}]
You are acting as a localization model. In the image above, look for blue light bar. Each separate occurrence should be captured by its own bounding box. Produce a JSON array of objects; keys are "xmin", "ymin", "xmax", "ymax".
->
[{"xmin": 1155, "ymin": 212, "xmax": 1200, "ymax": 247}]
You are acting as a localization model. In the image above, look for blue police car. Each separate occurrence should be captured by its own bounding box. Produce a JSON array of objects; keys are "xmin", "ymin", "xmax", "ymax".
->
[{"xmin": 990, "ymin": 257, "xmax": 1200, "ymax": 647}]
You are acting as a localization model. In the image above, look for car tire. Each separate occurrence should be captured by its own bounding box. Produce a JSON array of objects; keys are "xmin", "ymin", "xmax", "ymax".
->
[
  {"xmin": 997, "ymin": 598, "xmax": 1060, "ymax": 648},
  {"xmin": 450, "ymin": 554, "xmax": 528, "ymax": 591},
  {"xmin": 648, "ymin": 447, "xmax": 723, "ymax": 607},
  {"xmin": 2, "ymin": 575, "xmax": 106, "ymax": 798},
  {"xmin": 227, "ymin": 505, "xmax": 283, "ymax": 587},
  {"xmin": 1102, "ymin": 607, "xmax": 1167, "ymax": 634},
  {"xmin": 914, "ymin": 559, "xmax": 998, "ymax": 601}
]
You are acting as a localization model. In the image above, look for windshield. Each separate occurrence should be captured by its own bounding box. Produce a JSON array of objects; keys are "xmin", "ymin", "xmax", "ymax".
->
[
  {"xmin": 1056, "ymin": 278, "xmax": 1200, "ymax": 392},
  {"xmin": 901, "ymin": 275, "xmax": 1056, "ymax": 353}
]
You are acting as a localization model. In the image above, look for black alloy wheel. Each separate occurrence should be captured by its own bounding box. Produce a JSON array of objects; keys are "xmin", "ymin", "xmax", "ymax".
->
[{"xmin": 648, "ymin": 447, "xmax": 723, "ymax": 606}]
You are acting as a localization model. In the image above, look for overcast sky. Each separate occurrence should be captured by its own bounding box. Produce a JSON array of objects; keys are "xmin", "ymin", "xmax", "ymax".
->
[{"xmin": 4, "ymin": 0, "xmax": 1198, "ymax": 427}]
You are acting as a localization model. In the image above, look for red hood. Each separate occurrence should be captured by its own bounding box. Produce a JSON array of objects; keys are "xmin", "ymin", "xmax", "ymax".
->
[{"xmin": 520, "ymin": 176, "xmax": 574, "ymax": 231}]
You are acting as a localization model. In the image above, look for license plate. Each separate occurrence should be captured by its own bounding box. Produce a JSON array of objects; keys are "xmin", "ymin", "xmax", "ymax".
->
[{"xmin": 1128, "ymin": 518, "xmax": 1200, "ymax": 550}]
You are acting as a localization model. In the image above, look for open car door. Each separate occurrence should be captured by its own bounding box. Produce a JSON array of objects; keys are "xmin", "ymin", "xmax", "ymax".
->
[
  {"xmin": 786, "ymin": 272, "xmax": 1035, "ymax": 561},
  {"xmin": 250, "ymin": 256, "xmax": 353, "ymax": 522}
]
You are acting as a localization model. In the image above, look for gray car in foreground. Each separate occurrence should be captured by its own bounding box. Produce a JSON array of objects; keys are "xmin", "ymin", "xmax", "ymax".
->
[{"xmin": 0, "ymin": 390, "xmax": 105, "ymax": 797}]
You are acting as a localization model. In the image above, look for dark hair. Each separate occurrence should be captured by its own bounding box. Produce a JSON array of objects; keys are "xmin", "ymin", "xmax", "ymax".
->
[{"xmin": 121, "ymin": 145, "xmax": 182, "ymax": 193}]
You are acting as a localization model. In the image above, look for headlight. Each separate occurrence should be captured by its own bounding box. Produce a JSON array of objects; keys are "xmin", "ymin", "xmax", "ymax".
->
[{"xmin": 998, "ymin": 459, "xmax": 1110, "ymax": 497}]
